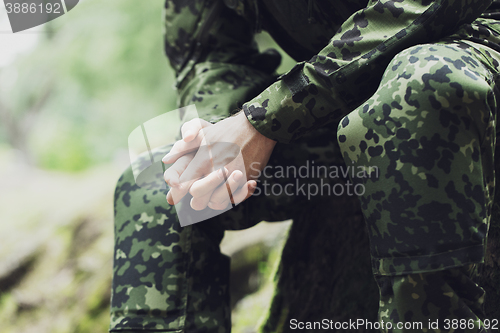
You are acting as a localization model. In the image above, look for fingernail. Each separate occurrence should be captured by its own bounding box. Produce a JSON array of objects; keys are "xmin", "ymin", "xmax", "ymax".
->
[
  {"xmin": 162, "ymin": 154, "xmax": 170, "ymax": 162},
  {"xmin": 233, "ymin": 172, "xmax": 242, "ymax": 181},
  {"xmin": 184, "ymin": 131, "xmax": 193, "ymax": 140}
]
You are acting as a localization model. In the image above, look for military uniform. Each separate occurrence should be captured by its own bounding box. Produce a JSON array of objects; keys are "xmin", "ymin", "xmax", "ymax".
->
[{"xmin": 110, "ymin": 0, "xmax": 500, "ymax": 331}]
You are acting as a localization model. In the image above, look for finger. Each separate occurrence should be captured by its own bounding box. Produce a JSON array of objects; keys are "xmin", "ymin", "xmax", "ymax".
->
[
  {"xmin": 207, "ymin": 180, "xmax": 256, "ymax": 210},
  {"xmin": 207, "ymin": 200, "xmax": 230, "ymax": 211},
  {"xmin": 188, "ymin": 167, "xmax": 229, "ymax": 210},
  {"xmin": 209, "ymin": 170, "xmax": 244, "ymax": 205},
  {"xmin": 189, "ymin": 167, "xmax": 228, "ymax": 198},
  {"xmin": 166, "ymin": 189, "xmax": 174, "ymax": 205},
  {"xmin": 230, "ymin": 180, "xmax": 257, "ymax": 205},
  {"xmin": 168, "ymin": 165, "xmax": 210, "ymax": 205},
  {"xmin": 166, "ymin": 181, "xmax": 187, "ymax": 206},
  {"xmin": 181, "ymin": 118, "xmax": 211, "ymax": 142},
  {"xmin": 177, "ymin": 145, "xmax": 216, "ymax": 190},
  {"xmin": 190, "ymin": 190, "xmax": 214, "ymax": 211},
  {"xmin": 163, "ymin": 120, "xmax": 212, "ymax": 164},
  {"xmin": 163, "ymin": 153, "xmax": 194, "ymax": 187},
  {"xmin": 164, "ymin": 153, "xmax": 197, "ymax": 205},
  {"xmin": 167, "ymin": 181, "xmax": 196, "ymax": 205},
  {"xmin": 162, "ymin": 136, "xmax": 203, "ymax": 164}
]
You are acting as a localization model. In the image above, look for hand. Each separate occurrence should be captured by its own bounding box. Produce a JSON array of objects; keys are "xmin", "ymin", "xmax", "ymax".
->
[
  {"xmin": 163, "ymin": 112, "xmax": 276, "ymax": 210},
  {"xmin": 162, "ymin": 118, "xmax": 212, "ymax": 205}
]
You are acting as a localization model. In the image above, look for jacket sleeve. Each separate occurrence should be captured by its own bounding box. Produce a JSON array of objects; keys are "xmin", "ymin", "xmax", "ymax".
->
[
  {"xmin": 242, "ymin": 0, "xmax": 493, "ymax": 143},
  {"xmin": 163, "ymin": 0, "xmax": 281, "ymax": 124}
]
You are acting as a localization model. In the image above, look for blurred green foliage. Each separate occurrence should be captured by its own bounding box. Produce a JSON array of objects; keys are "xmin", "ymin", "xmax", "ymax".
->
[
  {"xmin": 0, "ymin": 0, "xmax": 294, "ymax": 172},
  {"xmin": 1, "ymin": 0, "xmax": 178, "ymax": 171},
  {"xmin": 0, "ymin": 2, "xmax": 296, "ymax": 330}
]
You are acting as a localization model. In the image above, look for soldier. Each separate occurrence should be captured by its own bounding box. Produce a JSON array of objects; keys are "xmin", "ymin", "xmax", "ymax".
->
[{"xmin": 110, "ymin": 0, "xmax": 500, "ymax": 332}]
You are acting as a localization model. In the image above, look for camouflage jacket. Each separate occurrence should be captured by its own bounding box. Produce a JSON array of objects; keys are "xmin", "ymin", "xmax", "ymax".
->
[{"xmin": 164, "ymin": 0, "xmax": 500, "ymax": 143}]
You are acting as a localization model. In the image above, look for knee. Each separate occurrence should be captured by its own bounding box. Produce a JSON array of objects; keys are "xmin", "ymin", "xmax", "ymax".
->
[
  {"xmin": 389, "ymin": 44, "xmax": 494, "ymax": 118},
  {"xmin": 337, "ymin": 44, "xmax": 496, "ymax": 151}
]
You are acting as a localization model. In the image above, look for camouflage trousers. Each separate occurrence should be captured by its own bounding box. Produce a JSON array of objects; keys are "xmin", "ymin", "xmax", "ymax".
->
[{"xmin": 110, "ymin": 41, "xmax": 500, "ymax": 332}]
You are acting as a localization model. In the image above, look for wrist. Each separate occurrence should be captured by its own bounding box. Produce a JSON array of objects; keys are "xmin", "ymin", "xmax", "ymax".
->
[{"xmin": 236, "ymin": 111, "xmax": 277, "ymax": 147}]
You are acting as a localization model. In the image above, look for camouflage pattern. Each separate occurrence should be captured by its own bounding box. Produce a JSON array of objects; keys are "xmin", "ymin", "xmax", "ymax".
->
[
  {"xmin": 378, "ymin": 265, "xmax": 488, "ymax": 332},
  {"xmin": 243, "ymin": 0, "xmax": 500, "ymax": 144},
  {"xmin": 109, "ymin": 128, "xmax": 347, "ymax": 332},
  {"xmin": 337, "ymin": 41, "xmax": 500, "ymax": 331},
  {"xmin": 110, "ymin": 0, "xmax": 500, "ymax": 332},
  {"xmin": 109, "ymin": 144, "xmax": 233, "ymax": 332},
  {"xmin": 337, "ymin": 42, "xmax": 499, "ymax": 276},
  {"xmin": 163, "ymin": 0, "xmax": 281, "ymax": 125}
]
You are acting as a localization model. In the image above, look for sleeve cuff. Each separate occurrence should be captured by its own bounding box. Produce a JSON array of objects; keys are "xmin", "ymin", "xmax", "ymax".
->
[
  {"xmin": 242, "ymin": 72, "xmax": 303, "ymax": 144},
  {"xmin": 242, "ymin": 62, "xmax": 345, "ymax": 144}
]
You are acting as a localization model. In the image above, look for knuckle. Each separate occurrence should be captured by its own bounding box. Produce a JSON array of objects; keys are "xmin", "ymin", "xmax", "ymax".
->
[
  {"xmin": 181, "ymin": 121, "xmax": 190, "ymax": 132},
  {"xmin": 164, "ymin": 171, "xmax": 175, "ymax": 181},
  {"xmin": 211, "ymin": 195, "xmax": 227, "ymax": 205},
  {"xmin": 170, "ymin": 142, "xmax": 181, "ymax": 154},
  {"xmin": 212, "ymin": 202, "xmax": 227, "ymax": 210},
  {"xmin": 189, "ymin": 186, "xmax": 202, "ymax": 198},
  {"xmin": 191, "ymin": 199, "xmax": 206, "ymax": 211}
]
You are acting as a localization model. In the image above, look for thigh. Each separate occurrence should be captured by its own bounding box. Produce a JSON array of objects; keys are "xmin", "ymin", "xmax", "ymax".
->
[
  {"xmin": 110, "ymin": 146, "xmax": 232, "ymax": 332},
  {"xmin": 337, "ymin": 42, "xmax": 499, "ymax": 276},
  {"xmin": 110, "ymin": 130, "xmax": 346, "ymax": 331}
]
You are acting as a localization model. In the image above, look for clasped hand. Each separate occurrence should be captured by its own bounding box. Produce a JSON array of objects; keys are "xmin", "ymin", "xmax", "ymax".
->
[{"xmin": 162, "ymin": 112, "xmax": 276, "ymax": 211}]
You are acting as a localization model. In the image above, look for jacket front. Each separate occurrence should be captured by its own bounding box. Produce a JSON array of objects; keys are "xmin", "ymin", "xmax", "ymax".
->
[{"xmin": 163, "ymin": 0, "xmax": 500, "ymax": 142}]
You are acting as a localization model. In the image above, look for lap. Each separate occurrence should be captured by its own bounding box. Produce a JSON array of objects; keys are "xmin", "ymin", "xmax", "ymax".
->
[
  {"xmin": 110, "ymin": 40, "xmax": 500, "ymax": 332},
  {"xmin": 110, "ymin": 124, "xmax": 347, "ymax": 331}
]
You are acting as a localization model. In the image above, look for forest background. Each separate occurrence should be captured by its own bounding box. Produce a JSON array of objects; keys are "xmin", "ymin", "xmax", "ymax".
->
[{"xmin": 0, "ymin": 0, "xmax": 296, "ymax": 332}]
